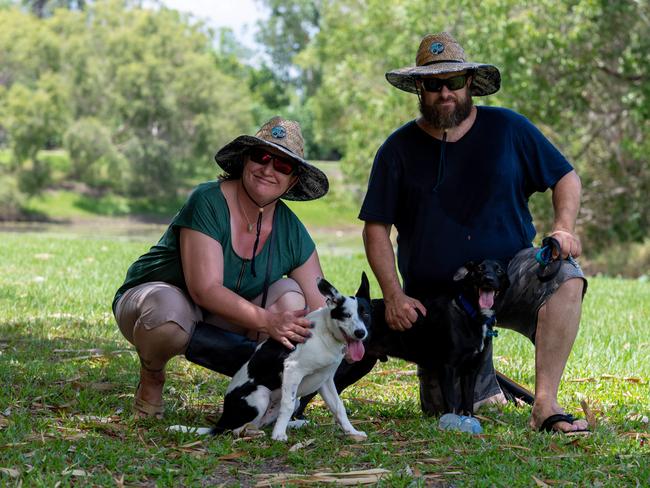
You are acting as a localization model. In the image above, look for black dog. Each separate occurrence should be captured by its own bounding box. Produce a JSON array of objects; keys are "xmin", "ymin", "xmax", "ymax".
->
[{"xmin": 296, "ymin": 260, "xmax": 512, "ymax": 417}]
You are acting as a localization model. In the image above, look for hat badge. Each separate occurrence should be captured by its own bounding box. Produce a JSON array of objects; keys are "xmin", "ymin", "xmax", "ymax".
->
[
  {"xmin": 429, "ymin": 42, "xmax": 445, "ymax": 55},
  {"xmin": 271, "ymin": 126, "xmax": 286, "ymax": 139}
]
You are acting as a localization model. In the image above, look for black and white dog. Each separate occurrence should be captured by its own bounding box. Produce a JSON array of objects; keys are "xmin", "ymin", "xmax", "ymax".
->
[
  {"xmin": 208, "ymin": 274, "xmax": 372, "ymax": 441},
  {"xmin": 297, "ymin": 260, "xmax": 511, "ymax": 417}
]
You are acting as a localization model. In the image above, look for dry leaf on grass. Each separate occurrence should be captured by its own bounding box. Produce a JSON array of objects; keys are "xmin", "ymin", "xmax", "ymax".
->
[
  {"xmin": 61, "ymin": 468, "xmax": 89, "ymax": 477},
  {"xmin": 580, "ymin": 399, "xmax": 598, "ymax": 428},
  {"xmin": 375, "ymin": 368, "xmax": 416, "ymax": 376},
  {"xmin": 499, "ymin": 444, "xmax": 532, "ymax": 451},
  {"xmin": 217, "ymin": 451, "xmax": 247, "ymax": 461},
  {"xmin": 289, "ymin": 438, "xmax": 316, "ymax": 452},
  {"xmin": 74, "ymin": 414, "xmax": 121, "ymax": 424},
  {"xmin": 71, "ymin": 381, "xmax": 120, "ymax": 392},
  {"xmin": 625, "ymin": 412, "xmax": 649, "ymax": 423},
  {"xmin": 474, "ymin": 414, "xmax": 508, "ymax": 426},
  {"xmin": 61, "ymin": 350, "xmax": 131, "ymax": 362},
  {"xmin": 418, "ymin": 457, "xmax": 452, "ymax": 464},
  {"xmin": 0, "ymin": 467, "xmax": 20, "ymax": 478},
  {"xmin": 532, "ymin": 475, "xmax": 551, "ymax": 487},
  {"xmin": 114, "ymin": 474, "xmax": 126, "ymax": 488},
  {"xmin": 621, "ymin": 432, "xmax": 650, "ymax": 439},
  {"xmin": 256, "ymin": 468, "xmax": 390, "ymax": 487}
]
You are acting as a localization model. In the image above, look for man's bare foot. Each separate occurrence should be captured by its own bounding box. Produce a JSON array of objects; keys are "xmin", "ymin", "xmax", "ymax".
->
[{"xmin": 530, "ymin": 401, "xmax": 589, "ymax": 433}]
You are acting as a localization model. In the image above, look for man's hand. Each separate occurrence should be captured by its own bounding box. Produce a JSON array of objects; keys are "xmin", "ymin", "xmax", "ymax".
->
[
  {"xmin": 548, "ymin": 229, "xmax": 582, "ymax": 259},
  {"xmin": 384, "ymin": 290, "xmax": 426, "ymax": 331}
]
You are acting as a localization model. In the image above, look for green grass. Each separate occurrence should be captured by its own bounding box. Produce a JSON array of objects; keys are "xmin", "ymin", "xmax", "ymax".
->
[{"xmin": 0, "ymin": 232, "xmax": 648, "ymax": 487}]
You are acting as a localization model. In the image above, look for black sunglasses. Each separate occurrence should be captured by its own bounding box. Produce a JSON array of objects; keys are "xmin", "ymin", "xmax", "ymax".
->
[
  {"xmin": 248, "ymin": 147, "xmax": 297, "ymax": 175},
  {"xmin": 420, "ymin": 74, "xmax": 469, "ymax": 93}
]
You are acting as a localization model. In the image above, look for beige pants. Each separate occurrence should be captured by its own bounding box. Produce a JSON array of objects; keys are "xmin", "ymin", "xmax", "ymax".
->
[{"xmin": 114, "ymin": 279, "xmax": 305, "ymax": 346}]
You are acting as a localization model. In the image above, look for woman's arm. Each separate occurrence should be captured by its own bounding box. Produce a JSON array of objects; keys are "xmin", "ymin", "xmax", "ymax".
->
[
  {"xmin": 180, "ymin": 228, "xmax": 312, "ymax": 348},
  {"xmin": 288, "ymin": 250, "xmax": 326, "ymax": 312}
]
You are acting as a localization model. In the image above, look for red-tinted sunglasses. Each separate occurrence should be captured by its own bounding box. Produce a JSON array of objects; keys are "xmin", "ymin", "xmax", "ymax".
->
[{"xmin": 248, "ymin": 147, "xmax": 297, "ymax": 175}]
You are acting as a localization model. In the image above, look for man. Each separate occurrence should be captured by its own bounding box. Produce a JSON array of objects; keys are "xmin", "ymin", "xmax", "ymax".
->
[{"xmin": 359, "ymin": 32, "xmax": 588, "ymax": 433}]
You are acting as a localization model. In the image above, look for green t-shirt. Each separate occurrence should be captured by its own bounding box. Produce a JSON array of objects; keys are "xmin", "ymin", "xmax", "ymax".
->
[{"xmin": 113, "ymin": 181, "xmax": 315, "ymax": 310}]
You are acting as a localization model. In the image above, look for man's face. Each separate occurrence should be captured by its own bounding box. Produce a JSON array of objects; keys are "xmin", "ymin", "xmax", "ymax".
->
[{"xmin": 418, "ymin": 71, "xmax": 473, "ymax": 129}]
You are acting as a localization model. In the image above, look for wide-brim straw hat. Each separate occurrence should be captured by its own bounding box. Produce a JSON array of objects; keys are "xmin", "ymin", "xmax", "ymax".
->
[
  {"xmin": 215, "ymin": 117, "xmax": 329, "ymax": 201},
  {"xmin": 386, "ymin": 32, "xmax": 501, "ymax": 96}
]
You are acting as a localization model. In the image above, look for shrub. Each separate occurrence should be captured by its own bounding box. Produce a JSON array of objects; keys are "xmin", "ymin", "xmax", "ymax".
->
[{"xmin": 0, "ymin": 173, "xmax": 26, "ymax": 220}]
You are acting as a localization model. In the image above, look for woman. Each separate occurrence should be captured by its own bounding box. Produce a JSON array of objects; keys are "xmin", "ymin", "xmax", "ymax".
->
[{"xmin": 112, "ymin": 117, "xmax": 329, "ymax": 418}]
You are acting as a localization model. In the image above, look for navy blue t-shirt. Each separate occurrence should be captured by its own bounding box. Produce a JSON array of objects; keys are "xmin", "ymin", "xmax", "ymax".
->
[{"xmin": 359, "ymin": 106, "xmax": 573, "ymax": 299}]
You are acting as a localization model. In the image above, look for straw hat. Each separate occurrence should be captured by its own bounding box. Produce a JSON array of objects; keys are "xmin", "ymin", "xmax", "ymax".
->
[
  {"xmin": 386, "ymin": 32, "xmax": 501, "ymax": 96},
  {"xmin": 215, "ymin": 117, "xmax": 329, "ymax": 201}
]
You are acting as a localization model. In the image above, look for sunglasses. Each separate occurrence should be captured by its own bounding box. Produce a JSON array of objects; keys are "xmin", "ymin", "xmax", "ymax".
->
[
  {"xmin": 420, "ymin": 74, "xmax": 469, "ymax": 92},
  {"xmin": 248, "ymin": 147, "xmax": 297, "ymax": 175}
]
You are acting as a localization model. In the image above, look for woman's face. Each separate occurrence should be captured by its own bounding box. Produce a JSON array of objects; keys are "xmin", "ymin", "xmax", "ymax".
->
[{"xmin": 242, "ymin": 147, "xmax": 299, "ymax": 205}]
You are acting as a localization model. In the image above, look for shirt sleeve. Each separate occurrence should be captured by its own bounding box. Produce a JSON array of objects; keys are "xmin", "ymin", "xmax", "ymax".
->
[
  {"xmin": 514, "ymin": 114, "xmax": 574, "ymax": 196},
  {"xmin": 358, "ymin": 142, "xmax": 401, "ymax": 224},
  {"xmin": 172, "ymin": 183, "xmax": 227, "ymax": 243},
  {"xmin": 291, "ymin": 217, "xmax": 316, "ymax": 269}
]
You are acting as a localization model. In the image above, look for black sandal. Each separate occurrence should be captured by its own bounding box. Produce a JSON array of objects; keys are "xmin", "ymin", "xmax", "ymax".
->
[{"xmin": 539, "ymin": 413, "xmax": 589, "ymax": 433}]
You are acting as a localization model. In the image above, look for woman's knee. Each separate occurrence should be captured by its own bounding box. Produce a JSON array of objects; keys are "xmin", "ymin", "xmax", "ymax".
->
[
  {"xmin": 266, "ymin": 278, "xmax": 306, "ymax": 312},
  {"xmin": 133, "ymin": 321, "xmax": 191, "ymax": 367}
]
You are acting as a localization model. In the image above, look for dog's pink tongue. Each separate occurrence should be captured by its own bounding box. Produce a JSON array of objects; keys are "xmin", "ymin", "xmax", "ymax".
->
[
  {"xmin": 479, "ymin": 290, "xmax": 495, "ymax": 309},
  {"xmin": 346, "ymin": 340, "xmax": 365, "ymax": 362}
]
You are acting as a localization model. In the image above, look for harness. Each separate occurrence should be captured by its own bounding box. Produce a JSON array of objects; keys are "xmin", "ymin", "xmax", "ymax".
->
[{"xmin": 455, "ymin": 293, "xmax": 499, "ymax": 341}]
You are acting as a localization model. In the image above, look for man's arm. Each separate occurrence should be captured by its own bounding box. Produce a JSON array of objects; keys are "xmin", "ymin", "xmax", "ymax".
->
[
  {"xmin": 363, "ymin": 221, "xmax": 426, "ymax": 330},
  {"xmin": 549, "ymin": 170, "xmax": 582, "ymax": 258}
]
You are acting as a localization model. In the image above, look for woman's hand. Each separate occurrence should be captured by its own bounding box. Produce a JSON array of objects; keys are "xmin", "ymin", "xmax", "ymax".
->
[{"xmin": 265, "ymin": 309, "xmax": 313, "ymax": 350}]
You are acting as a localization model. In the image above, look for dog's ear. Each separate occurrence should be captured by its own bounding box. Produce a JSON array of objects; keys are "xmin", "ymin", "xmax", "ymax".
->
[
  {"xmin": 317, "ymin": 277, "xmax": 344, "ymax": 306},
  {"xmin": 453, "ymin": 266, "xmax": 470, "ymax": 282},
  {"xmin": 355, "ymin": 272, "xmax": 371, "ymax": 301}
]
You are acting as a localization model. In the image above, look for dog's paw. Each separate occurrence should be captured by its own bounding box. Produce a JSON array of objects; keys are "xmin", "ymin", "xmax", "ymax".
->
[
  {"xmin": 271, "ymin": 431, "xmax": 288, "ymax": 442},
  {"xmin": 347, "ymin": 430, "xmax": 367, "ymax": 441}
]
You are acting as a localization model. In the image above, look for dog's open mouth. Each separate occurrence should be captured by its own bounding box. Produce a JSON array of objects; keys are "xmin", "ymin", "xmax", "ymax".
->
[
  {"xmin": 478, "ymin": 288, "xmax": 496, "ymax": 309},
  {"xmin": 340, "ymin": 328, "xmax": 365, "ymax": 362}
]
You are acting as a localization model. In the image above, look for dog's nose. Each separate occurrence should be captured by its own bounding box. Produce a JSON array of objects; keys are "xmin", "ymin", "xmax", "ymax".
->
[{"xmin": 354, "ymin": 329, "xmax": 366, "ymax": 339}]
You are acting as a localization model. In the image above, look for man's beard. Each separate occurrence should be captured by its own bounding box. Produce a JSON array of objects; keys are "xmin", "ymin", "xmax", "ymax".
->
[{"xmin": 419, "ymin": 93, "xmax": 473, "ymax": 129}]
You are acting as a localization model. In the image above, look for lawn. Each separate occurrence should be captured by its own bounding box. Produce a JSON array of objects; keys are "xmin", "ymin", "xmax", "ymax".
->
[{"xmin": 0, "ymin": 231, "xmax": 648, "ymax": 487}]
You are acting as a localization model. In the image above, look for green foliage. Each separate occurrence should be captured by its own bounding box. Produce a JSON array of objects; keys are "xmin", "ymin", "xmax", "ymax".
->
[
  {"xmin": 2, "ymin": 73, "xmax": 71, "ymax": 163},
  {"xmin": 0, "ymin": 1, "xmax": 255, "ymax": 198},
  {"xmin": 64, "ymin": 118, "xmax": 127, "ymax": 191},
  {"xmin": 17, "ymin": 157, "xmax": 52, "ymax": 194},
  {"xmin": 298, "ymin": 0, "xmax": 649, "ymax": 251},
  {"xmin": 0, "ymin": 173, "xmax": 25, "ymax": 219}
]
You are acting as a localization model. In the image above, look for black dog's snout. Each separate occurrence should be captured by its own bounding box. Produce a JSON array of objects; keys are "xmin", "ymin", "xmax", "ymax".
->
[
  {"xmin": 354, "ymin": 329, "xmax": 367, "ymax": 339},
  {"xmin": 480, "ymin": 274, "xmax": 500, "ymax": 289}
]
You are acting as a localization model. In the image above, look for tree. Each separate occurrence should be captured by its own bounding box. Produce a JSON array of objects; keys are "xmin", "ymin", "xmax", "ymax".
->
[
  {"xmin": 299, "ymin": 0, "xmax": 649, "ymax": 250},
  {"xmin": 0, "ymin": 1, "xmax": 256, "ymax": 198}
]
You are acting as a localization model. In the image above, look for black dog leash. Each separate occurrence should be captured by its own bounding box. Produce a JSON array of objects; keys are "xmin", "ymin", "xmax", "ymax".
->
[{"xmin": 535, "ymin": 236, "xmax": 563, "ymax": 282}]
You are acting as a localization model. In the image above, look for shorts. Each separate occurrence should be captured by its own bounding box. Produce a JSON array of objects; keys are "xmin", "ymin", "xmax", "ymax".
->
[
  {"xmin": 113, "ymin": 279, "xmax": 304, "ymax": 346},
  {"xmin": 420, "ymin": 247, "xmax": 588, "ymax": 406}
]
